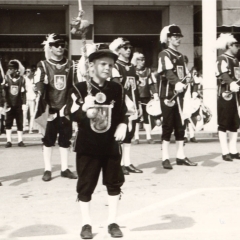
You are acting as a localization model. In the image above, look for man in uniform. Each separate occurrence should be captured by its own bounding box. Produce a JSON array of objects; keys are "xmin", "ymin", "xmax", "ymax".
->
[
  {"xmin": 65, "ymin": 45, "xmax": 127, "ymax": 239},
  {"xmin": 216, "ymin": 33, "xmax": 240, "ymax": 161},
  {"xmin": 35, "ymin": 34, "xmax": 77, "ymax": 181},
  {"xmin": 109, "ymin": 38, "xmax": 143, "ymax": 175},
  {"xmin": 131, "ymin": 52, "xmax": 159, "ymax": 144},
  {"xmin": 158, "ymin": 24, "xmax": 197, "ymax": 169},
  {"xmin": 3, "ymin": 60, "xmax": 27, "ymax": 148}
]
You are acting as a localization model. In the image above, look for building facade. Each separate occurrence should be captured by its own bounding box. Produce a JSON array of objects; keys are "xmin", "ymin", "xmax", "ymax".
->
[{"xmin": 0, "ymin": 0, "xmax": 201, "ymax": 69}]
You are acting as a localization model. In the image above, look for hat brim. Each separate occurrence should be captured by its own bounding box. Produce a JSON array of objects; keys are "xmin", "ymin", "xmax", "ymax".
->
[
  {"xmin": 170, "ymin": 33, "xmax": 184, "ymax": 37},
  {"xmin": 89, "ymin": 50, "xmax": 118, "ymax": 62}
]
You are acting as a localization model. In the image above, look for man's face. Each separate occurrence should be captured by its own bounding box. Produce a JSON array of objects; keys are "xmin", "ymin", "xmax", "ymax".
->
[
  {"xmin": 168, "ymin": 35, "xmax": 182, "ymax": 48},
  {"xmin": 136, "ymin": 56, "xmax": 145, "ymax": 69},
  {"xmin": 91, "ymin": 57, "xmax": 114, "ymax": 80},
  {"xmin": 229, "ymin": 42, "xmax": 240, "ymax": 56},
  {"xmin": 8, "ymin": 67, "xmax": 18, "ymax": 76},
  {"xmin": 50, "ymin": 42, "xmax": 65, "ymax": 57},
  {"xmin": 118, "ymin": 44, "xmax": 132, "ymax": 59},
  {"xmin": 25, "ymin": 69, "xmax": 32, "ymax": 77}
]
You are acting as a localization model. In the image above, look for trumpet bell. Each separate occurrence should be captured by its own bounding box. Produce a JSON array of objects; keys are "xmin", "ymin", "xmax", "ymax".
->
[
  {"xmin": 164, "ymin": 99, "xmax": 175, "ymax": 107},
  {"xmin": 222, "ymin": 91, "xmax": 233, "ymax": 101}
]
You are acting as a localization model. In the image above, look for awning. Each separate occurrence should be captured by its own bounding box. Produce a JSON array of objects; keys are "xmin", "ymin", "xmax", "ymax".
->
[{"xmin": 217, "ymin": 0, "xmax": 240, "ymax": 26}]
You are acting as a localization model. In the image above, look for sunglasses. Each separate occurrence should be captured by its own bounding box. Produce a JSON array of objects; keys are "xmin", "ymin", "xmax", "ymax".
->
[
  {"xmin": 25, "ymin": 70, "xmax": 31, "ymax": 73},
  {"xmin": 51, "ymin": 43, "xmax": 65, "ymax": 48},
  {"xmin": 122, "ymin": 46, "xmax": 133, "ymax": 51}
]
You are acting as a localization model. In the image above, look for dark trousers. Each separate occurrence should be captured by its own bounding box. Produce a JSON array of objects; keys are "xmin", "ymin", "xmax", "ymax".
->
[
  {"xmin": 42, "ymin": 114, "xmax": 72, "ymax": 148},
  {"xmin": 123, "ymin": 119, "xmax": 137, "ymax": 143},
  {"xmin": 6, "ymin": 106, "xmax": 23, "ymax": 131},
  {"xmin": 218, "ymin": 96, "xmax": 239, "ymax": 132},
  {"xmin": 140, "ymin": 97, "xmax": 151, "ymax": 124},
  {"xmin": 76, "ymin": 153, "xmax": 125, "ymax": 202},
  {"xmin": 160, "ymin": 99, "xmax": 185, "ymax": 141}
]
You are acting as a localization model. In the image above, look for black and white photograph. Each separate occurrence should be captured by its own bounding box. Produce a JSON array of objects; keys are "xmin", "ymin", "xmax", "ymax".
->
[{"xmin": 1, "ymin": 0, "xmax": 240, "ymax": 239}]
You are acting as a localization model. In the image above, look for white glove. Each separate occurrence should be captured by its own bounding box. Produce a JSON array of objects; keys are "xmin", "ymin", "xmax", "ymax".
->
[
  {"xmin": 175, "ymin": 82, "xmax": 186, "ymax": 93},
  {"xmin": 138, "ymin": 103, "xmax": 143, "ymax": 118},
  {"xmin": 192, "ymin": 92, "xmax": 198, "ymax": 100},
  {"xmin": 114, "ymin": 123, "xmax": 127, "ymax": 141},
  {"xmin": 230, "ymin": 82, "xmax": 240, "ymax": 92},
  {"xmin": 0, "ymin": 107, "xmax": 3, "ymax": 114},
  {"xmin": 153, "ymin": 93, "xmax": 160, "ymax": 101},
  {"xmin": 82, "ymin": 95, "xmax": 96, "ymax": 112},
  {"xmin": 22, "ymin": 104, "xmax": 27, "ymax": 111}
]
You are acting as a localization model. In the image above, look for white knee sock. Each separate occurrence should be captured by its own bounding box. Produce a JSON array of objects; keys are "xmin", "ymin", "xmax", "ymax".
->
[
  {"xmin": 134, "ymin": 123, "xmax": 140, "ymax": 140},
  {"xmin": 162, "ymin": 140, "xmax": 169, "ymax": 161},
  {"xmin": 17, "ymin": 131, "xmax": 23, "ymax": 143},
  {"xmin": 144, "ymin": 123, "xmax": 151, "ymax": 140},
  {"xmin": 107, "ymin": 195, "xmax": 120, "ymax": 225},
  {"xmin": 59, "ymin": 147, "xmax": 69, "ymax": 171},
  {"xmin": 229, "ymin": 131, "xmax": 238, "ymax": 154},
  {"xmin": 122, "ymin": 143, "xmax": 131, "ymax": 166},
  {"xmin": 43, "ymin": 146, "xmax": 52, "ymax": 171},
  {"xmin": 6, "ymin": 129, "xmax": 12, "ymax": 142},
  {"xmin": 176, "ymin": 141, "xmax": 185, "ymax": 159},
  {"xmin": 188, "ymin": 123, "xmax": 194, "ymax": 139},
  {"xmin": 79, "ymin": 201, "xmax": 91, "ymax": 227},
  {"xmin": 218, "ymin": 131, "xmax": 229, "ymax": 155}
]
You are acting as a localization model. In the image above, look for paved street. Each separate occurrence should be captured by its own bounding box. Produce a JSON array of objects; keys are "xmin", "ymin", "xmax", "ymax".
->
[{"xmin": 1, "ymin": 133, "xmax": 240, "ymax": 240}]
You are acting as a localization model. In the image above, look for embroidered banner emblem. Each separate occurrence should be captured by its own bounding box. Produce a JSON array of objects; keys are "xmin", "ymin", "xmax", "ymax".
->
[
  {"xmin": 90, "ymin": 105, "xmax": 113, "ymax": 133},
  {"xmin": 177, "ymin": 66, "xmax": 184, "ymax": 80},
  {"xmin": 54, "ymin": 75, "xmax": 66, "ymax": 90},
  {"xmin": 10, "ymin": 85, "xmax": 18, "ymax": 95},
  {"xmin": 234, "ymin": 67, "xmax": 240, "ymax": 80},
  {"xmin": 124, "ymin": 76, "xmax": 136, "ymax": 90}
]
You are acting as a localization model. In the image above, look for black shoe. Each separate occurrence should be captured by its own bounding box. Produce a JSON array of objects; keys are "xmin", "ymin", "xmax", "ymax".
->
[
  {"xmin": 18, "ymin": 141, "xmax": 26, "ymax": 147},
  {"xmin": 147, "ymin": 139, "xmax": 155, "ymax": 144},
  {"xmin": 125, "ymin": 164, "xmax": 143, "ymax": 173},
  {"xmin": 108, "ymin": 223, "xmax": 123, "ymax": 238},
  {"xmin": 42, "ymin": 171, "xmax": 52, "ymax": 181},
  {"xmin": 133, "ymin": 139, "xmax": 140, "ymax": 145},
  {"xmin": 230, "ymin": 153, "xmax": 240, "ymax": 159},
  {"xmin": 0, "ymin": 182, "xmax": 2, "ymax": 186},
  {"xmin": 190, "ymin": 137, "xmax": 198, "ymax": 143},
  {"xmin": 222, "ymin": 154, "xmax": 233, "ymax": 161},
  {"xmin": 184, "ymin": 137, "xmax": 188, "ymax": 143},
  {"xmin": 80, "ymin": 224, "xmax": 93, "ymax": 239},
  {"xmin": 121, "ymin": 166, "xmax": 129, "ymax": 175},
  {"xmin": 176, "ymin": 157, "xmax": 198, "ymax": 166},
  {"xmin": 61, "ymin": 169, "xmax": 78, "ymax": 179},
  {"xmin": 162, "ymin": 159, "xmax": 173, "ymax": 169},
  {"xmin": 5, "ymin": 142, "xmax": 12, "ymax": 148}
]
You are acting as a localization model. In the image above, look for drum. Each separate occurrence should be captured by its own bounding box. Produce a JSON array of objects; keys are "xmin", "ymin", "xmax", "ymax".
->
[{"xmin": 146, "ymin": 99, "xmax": 162, "ymax": 116}]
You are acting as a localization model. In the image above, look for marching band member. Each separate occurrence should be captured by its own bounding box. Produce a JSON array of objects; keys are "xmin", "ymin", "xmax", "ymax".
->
[
  {"xmin": 65, "ymin": 45, "xmax": 127, "ymax": 239},
  {"xmin": 3, "ymin": 60, "xmax": 27, "ymax": 148},
  {"xmin": 35, "ymin": 34, "xmax": 77, "ymax": 181},
  {"xmin": 109, "ymin": 38, "xmax": 143, "ymax": 175},
  {"xmin": 216, "ymin": 33, "xmax": 240, "ymax": 161},
  {"xmin": 131, "ymin": 52, "xmax": 159, "ymax": 144},
  {"xmin": 158, "ymin": 24, "xmax": 197, "ymax": 169}
]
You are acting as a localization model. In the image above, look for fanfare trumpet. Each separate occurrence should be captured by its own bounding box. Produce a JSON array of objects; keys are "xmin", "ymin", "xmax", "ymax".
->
[{"xmin": 222, "ymin": 80, "xmax": 240, "ymax": 101}]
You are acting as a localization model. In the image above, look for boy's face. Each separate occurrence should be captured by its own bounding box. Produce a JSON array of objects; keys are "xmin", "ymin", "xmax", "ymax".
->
[
  {"xmin": 136, "ymin": 56, "xmax": 145, "ymax": 69},
  {"xmin": 90, "ymin": 57, "xmax": 114, "ymax": 81},
  {"xmin": 8, "ymin": 67, "xmax": 18, "ymax": 75},
  {"xmin": 50, "ymin": 42, "xmax": 65, "ymax": 57},
  {"xmin": 25, "ymin": 69, "xmax": 32, "ymax": 77},
  {"xmin": 168, "ymin": 35, "xmax": 182, "ymax": 48}
]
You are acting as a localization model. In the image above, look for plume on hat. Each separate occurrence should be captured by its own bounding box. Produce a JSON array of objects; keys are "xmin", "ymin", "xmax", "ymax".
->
[
  {"xmin": 9, "ymin": 59, "xmax": 25, "ymax": 76},
  {"xmin": 109, "ymin": 38, "xmax": 125, "ymax": 54},
  {"xmin": 42, "ymin": 34, "xmax": 58, "ymax": 60},
  {"xmin": 77, "ymin": 43, "xmax": 97, "ymax": 81},
  {"xmin": 216, "ymin": 33, "xmax": 237, "ymax": 50},
  {"xmin": 131, "ymin": 52, "xmax": 144, "ymax": 66},
  {"xmin": 160, "ymin": 24, "xmax": 175, "ymax": 43}
]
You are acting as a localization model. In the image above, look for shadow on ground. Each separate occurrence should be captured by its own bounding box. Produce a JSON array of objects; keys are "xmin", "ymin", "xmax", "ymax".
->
[
  {"xmin": 131, "ymin": 214, "xmax": 195, "ymax": 231},
  {"xmin": 9, "ymin": 224, "xmax": 66, "ymax": 238},
  {"xmin": 0, "ymin": 165, "xmax": 76, "ymax": 186},
  {"xmin": 137, "ymin": 152, "xmax": 221, "ymax": 174}
]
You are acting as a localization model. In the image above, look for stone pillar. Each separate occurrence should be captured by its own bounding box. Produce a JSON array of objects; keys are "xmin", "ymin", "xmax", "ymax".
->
[{"xmin": 202, "ymin": 0, "xmax": 217, "ymax": 132}]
